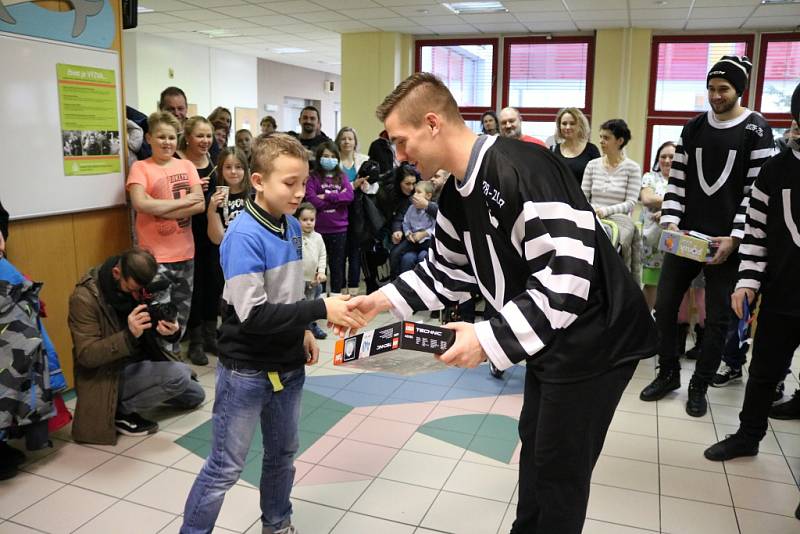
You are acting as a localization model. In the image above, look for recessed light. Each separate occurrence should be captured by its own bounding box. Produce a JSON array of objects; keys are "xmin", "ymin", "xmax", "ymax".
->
[
  {"xmin": 760, "ymin": 0, "xmax": 799, "ymax": 4},
  {"xmin": 195, "ymin": 29, "xmax": 242, "ymax": 38},
  {"xmin": 270, "ymin": 47, "xmax": 310, "ymax": 54},
  {"xmin": 655, "ymin": 0, "xmax": 668, "ymax": 5},
  {"xmin": 442, "ymin": 2, "xmax": 508, "ymax": 15},
  {"xmin": 417, "ymin": 8, "xmax": 430, "ymax": 13},
  {"xmin": 137, "ymin": 6, "xmax": 154, "ymax": 13}
]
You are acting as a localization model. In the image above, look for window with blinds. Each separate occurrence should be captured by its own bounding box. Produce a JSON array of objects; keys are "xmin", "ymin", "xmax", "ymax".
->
[
  {"xmin": 417, "ymin": 39, "xmax": 496, "ymax": 111},
  {"xmin": 505, "ymin": 39, "xmax": 592, "ymax": 110},
  {"xmin": 756, "ymin": 34, "xmax": 800, "ymax": 119}
]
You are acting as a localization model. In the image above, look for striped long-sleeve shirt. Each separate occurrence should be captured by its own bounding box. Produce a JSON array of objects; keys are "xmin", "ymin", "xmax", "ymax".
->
[
  {"xmin": 581, "ymin": 157, "xmax": 642, "ymax": 218},
  {"xmin": 736, "ymin": 148, "xmax": 800, "ymax": 316},
  {"xmin": 380, "ymin": 136, "xmax": 657, "ymax": 383},
  {"xmin": 660, "ymin": 110, "xmax": 774, "ymax": 239}
]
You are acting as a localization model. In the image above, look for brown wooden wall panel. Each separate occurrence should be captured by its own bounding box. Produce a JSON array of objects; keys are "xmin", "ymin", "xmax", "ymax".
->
[
  {"xmin": 72, "ymin": 207, "xmax": 132, "ymax": 276},
  {"xmin": 6, "ymin": 207, "xmax": 131, "ymax": 389}
]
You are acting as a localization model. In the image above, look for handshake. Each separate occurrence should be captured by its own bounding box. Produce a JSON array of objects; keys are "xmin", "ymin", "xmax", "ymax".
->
[{"xmin": 322, "ymin": 292, "xmax": 491, "ymax": 370}]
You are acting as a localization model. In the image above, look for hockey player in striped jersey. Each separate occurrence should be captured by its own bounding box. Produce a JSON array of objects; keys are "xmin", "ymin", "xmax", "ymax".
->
[
  {"xmin": 335, "ymin": 73, "xmax": 657, "ymax": 534},
  {"xmin": 704, "ymin": 84, "xmax": 800, "ymax": 476},
  {"xmin": 639, "ymin": 55, "xmax": 775, "ymax": 417}
]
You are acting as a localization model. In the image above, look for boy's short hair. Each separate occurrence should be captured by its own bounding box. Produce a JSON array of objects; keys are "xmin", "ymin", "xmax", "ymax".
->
[
  {"xmin": 250, "ymin": 133, "xmax": 308, "ymax": 177},
  {"xmin": 260, "ymin": 115, "xmax": 277, "ymax": 129},
  {"xmin": 295, "ymin": 202, "xmax": 316, "ymax": 218},
  {"xmin": 415, "ymin": 181, "xmax": 434, "ymax": 195},
  {"xmin": 118, "ymin": 247, "xmax": 158, "ymax": 287},
  {"xmin": 147, "ymin": 111, "xmax": 180, "ymax": 134},
  {"xmin": 376, "ymin": 72, "xmax": 462, "ymax": 127}
]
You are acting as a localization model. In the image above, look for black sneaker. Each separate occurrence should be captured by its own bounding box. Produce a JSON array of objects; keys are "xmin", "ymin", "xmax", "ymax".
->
[
  {"xmin": 115, "ymin": 412, "xmax": 158, "ymax": 436},
  {"xmin": 774, "ymin": 381, "xmax": 785, "ymax": 403},
  {"xmin": 188, "ymin": 343, "xmax": 209, "ymax": 366},
  {"xmin": 770, "ymin": 389, "xmax": 800, "ymax": 420},
  {"xmin": 489, "ymin": 361, "xmax": 504, "ymax": 379},
  {"xmin": 639, "ymin": 369, "xmax": 680, "ymax": 402},
  {"xmin": 310, "ymin": 322, "xmax": 327, "ymax": 340},
  {"xmin": 704, "ymin": 433, "xmax": 759, "ymax": 461},
  {"xmin": 686, "ymin": 377, "xmax": 708, "ymax": 417},
  {"xmin": 711, "ymin": 364, "xmax": 743, "ymax": 387}
]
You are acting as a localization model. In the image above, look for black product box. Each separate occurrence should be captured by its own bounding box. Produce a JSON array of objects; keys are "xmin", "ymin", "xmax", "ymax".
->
[{"xmin": 333, "ymin": 321, "xmax": 455, "ymax": 365}]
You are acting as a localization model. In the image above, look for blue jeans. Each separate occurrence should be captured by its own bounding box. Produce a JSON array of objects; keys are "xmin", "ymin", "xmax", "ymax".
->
[{"xmin": 180, "ymin": 364, "xmax": 305, "ymax": 534}]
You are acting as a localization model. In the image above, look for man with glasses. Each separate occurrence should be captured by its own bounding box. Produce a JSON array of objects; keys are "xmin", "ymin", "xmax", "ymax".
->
[{"xmin": 69, "ymin": 248, "xmax": 205, "ymax": 445}]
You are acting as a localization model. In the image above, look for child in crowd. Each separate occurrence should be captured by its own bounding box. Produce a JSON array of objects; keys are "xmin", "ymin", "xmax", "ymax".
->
[
  {"xmin": 296, "ymin": 203, "xmax": 328, "ymax": 339},
  {"xmin": 207, "ymin": 147, "xmax": 251, "ymax": 244},
  {"xmin": 305, "ymin": 141, "xmax": 354, "ymax": 294},
  {"xmin": 235, "ymin": 129, "xmax": 253, "ymax": 160},
  {"xmin": 126, "ymin": 111, "xmax": 205, "ymax": 358},
  {"xmin": 391, "ymin": 181, "xmax": 436, "ymax": 275},
  {"xmin": 177, "ymin": 116, "xmax": 217, "ymax": 365},
  {"xmin": 180, "ymin": 134, "xmax": 363, "ymax": 534}
]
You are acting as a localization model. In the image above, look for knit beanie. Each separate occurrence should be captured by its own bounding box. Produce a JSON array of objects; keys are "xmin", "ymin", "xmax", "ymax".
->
[
  {"xmin": 707, "ymin": 55, "xmax": 752, "ymax": 96},
  {"xmin": 791, "ymin": 81, "xmax": 800, "ymax": 124}
]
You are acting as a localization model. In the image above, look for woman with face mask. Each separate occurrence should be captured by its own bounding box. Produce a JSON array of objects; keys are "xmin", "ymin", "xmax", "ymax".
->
[{"xmin": 305, "ymin": 141, "xmax": 355, "ymax": 294}]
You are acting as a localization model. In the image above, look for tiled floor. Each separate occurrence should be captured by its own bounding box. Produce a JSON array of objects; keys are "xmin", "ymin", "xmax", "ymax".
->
[{"xmin": 2, "ymin": 311, "xmax": 800, "ymax": 534}]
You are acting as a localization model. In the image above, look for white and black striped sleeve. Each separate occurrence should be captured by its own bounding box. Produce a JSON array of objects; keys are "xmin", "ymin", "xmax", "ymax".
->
[
  {"xmin": 660, "ymin": 133, "xmax": 687, "ymax": 228},
  {"xmin": 736, "ymin": 176, "xmax": 769, "ymax": 292},
  {"xmin": 380, "ymin": 210, "xmax": 479, "ymax": 318},
  {"xmin": 733, "ymin": 142, "xmax": 776, "ymax": 239},
  {"xmin": 474, "ymin": 201, "xmax": 596, "ymax": 370}
]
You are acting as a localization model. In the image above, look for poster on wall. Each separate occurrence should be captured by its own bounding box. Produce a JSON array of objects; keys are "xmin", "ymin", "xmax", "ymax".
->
[{"xmin": 57, "ymin": 63, "xmax": 121, "ymax": 176}]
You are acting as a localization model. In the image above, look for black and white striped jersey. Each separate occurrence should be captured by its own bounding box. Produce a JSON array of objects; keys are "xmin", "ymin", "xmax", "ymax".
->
[
  {"xmin": 737, "ymin": 148, "xmax": 800, "ymax": 316},
  {"xmin": 661, "ymin": 110, "xmax": 775, "ymax": 239},
  {"xmin": 380, "ymin": 136, "xmax": 657, "ymax": 383}
]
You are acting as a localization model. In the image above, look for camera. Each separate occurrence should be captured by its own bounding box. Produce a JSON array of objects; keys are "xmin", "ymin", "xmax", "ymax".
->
[
  {"xmin": 357, "ymin": 159, "xmax": 381, "ymax": 183},
  {"xmin": 138, "ymin": 279, "xmax": 178, "ymax": 324}
]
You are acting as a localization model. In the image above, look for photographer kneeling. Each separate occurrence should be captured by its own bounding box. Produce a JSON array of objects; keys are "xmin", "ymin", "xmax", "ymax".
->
[{"xmin": 69, "ymin": 248, "xmax": 205, "ymax": 445}]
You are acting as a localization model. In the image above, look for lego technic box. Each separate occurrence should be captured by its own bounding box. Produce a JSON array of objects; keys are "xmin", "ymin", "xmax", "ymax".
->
[{"xmin": 333, "ymin": 321, "xmax": 455, "ymax": 365}]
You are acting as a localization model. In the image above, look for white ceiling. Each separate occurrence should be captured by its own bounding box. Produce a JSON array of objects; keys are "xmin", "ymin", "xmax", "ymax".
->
[{"xmin": 133, "ymin": 0, "xmax": 800, "ymax": 74}]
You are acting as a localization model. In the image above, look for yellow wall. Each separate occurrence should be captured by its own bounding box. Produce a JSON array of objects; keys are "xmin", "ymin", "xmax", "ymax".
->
[
  {"xmin": 591, "ymin": 28, "xmax": 653, "ymax": 168},
  {"xmin": 341, "ymin": 32, "xmax": 414, "ymax": 147}
]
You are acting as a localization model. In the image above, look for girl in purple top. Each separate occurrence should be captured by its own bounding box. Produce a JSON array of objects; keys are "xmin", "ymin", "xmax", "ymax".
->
[{"xmin": 305, "ymin": 141, "xmax": 354, "ymax": 293}]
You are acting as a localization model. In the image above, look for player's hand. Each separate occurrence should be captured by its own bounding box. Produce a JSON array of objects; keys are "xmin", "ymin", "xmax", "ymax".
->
[
  {"xmin": 156, "ymin": 319, "xmax": 180, "ymax": 336},
  {"xmin": 709, "ymin": 236, "xmax": 738, "ymax": 265},
  {"xmin": 127, "ymin": 304, "xmax": 151, "ymax": 338},
  {"xmin": 663, "ymin": 223, "xmax": 679, "ymax": 232},
  {"xmin": 436, "ymin": 322, "xmax": 488, "ymax": 369},
  {"xmin": 331, "ymin": 292, "xmax": 391, "ymax": 337},
  {"xmin": 324, "ymin": 294, "xmax": 366, "ymax": 334},
  {"xmin": 392, "ymin": 231, "xmax": 403, "ymax": 244},
  {"xmin": 731, "ymin": 288, "xmax": 756, "ymax": 319},
  {"xmin": 303, "ymin": 330, "xmax": 320, "ymax": 365}
]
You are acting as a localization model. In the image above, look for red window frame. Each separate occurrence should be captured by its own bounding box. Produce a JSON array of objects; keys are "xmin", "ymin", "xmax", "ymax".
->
[
  {"xmin": 754, "ymin": 32, "xmax": 799, "ymax": 130},
  {"xmin": 502, "ymin": 35, "xmax": 595, "ymax": 124},
  {"xmin": 415, "ymin": 38, "xmax": 499, "ymax": 121},
  {"xmin": 645, "ymin": 34, "xmax": 755, "ymax": 165}
]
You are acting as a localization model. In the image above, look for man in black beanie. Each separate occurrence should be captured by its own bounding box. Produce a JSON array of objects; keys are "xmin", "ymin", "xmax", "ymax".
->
[{"xmin": 640, "ymin": 55, "xmax": 775, "ymax": 417}]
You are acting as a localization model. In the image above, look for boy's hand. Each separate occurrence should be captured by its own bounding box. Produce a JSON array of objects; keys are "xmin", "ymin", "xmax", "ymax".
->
[
  {"xmin": 331, "ymin": 292, "xmax": 391, "ymax": 337},
  {"xmin": 392, "ymin": 231, "xmax": 403, "ymax": 244},
  {"xmin": 406, "ymin": 232, "xmax": 415, "ymax": 243},
  {"xmin": 731, "ymin": 288, "xmax": 756, "ymax": 319},
  {"xmin": 324, "ymin": 295, "xmax": 366, "ymax": 333},
  {"xmin": 303, "ymin": 330, "xmax": 320, "ymax": 365},
  {"xmin": 436, "ymin": 322, "xmax": 488, "ymax": 369},
  {"xmin": 413, "ymin": 231, "xmax": 428, "ymax": 242}
]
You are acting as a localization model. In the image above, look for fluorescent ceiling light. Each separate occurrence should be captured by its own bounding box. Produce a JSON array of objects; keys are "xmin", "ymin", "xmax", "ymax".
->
[
  {"xmin": 271, "ymin": 47, "xmax": 310, "ymax": 54},
  {"xmin": 760, "ymin": 0, "xmax": 798, "ymax": 4},
  {"xmin": 137, "ymin": 6, "xmax": 154, "ymax": 13},
  {"xmin": 442, "ymin": 1, "xmax": 508, "ymax": 14},
  {"xmin": 196, "ymin": 29, "xmax": 242, "ymax": 38}
]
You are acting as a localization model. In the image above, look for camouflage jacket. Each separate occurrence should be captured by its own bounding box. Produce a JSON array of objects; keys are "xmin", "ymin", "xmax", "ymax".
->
[{"xmin": 0, "ymin": 275, "xmax": 55, "ymax": 432}]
